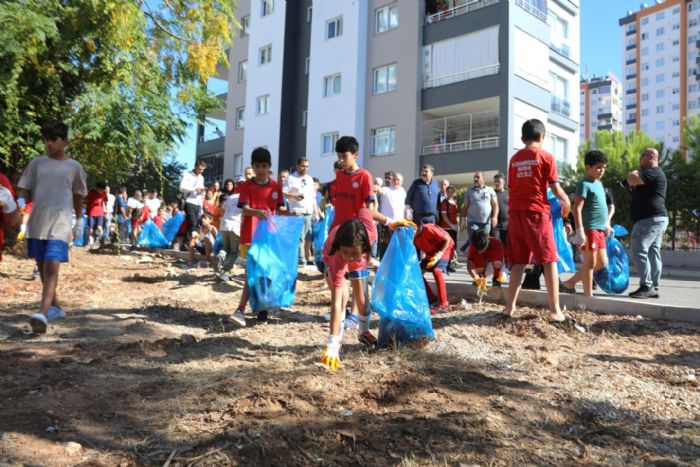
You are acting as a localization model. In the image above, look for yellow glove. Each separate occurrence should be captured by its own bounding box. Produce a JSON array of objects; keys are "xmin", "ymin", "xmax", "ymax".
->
[
  {"xmin": 389, "ymin": 219, "xmax": 416, "ymax": 231},
  {"xmin": 474, "ymin": 277, "xmax": 488, "ymax": 292},
  {"xmin": 425, "ymin": 251, "xmax": 443, "ymax": 269},
  {"xmin": 321, "ymin": 348, "xmax": 341, "ymax": 371}
]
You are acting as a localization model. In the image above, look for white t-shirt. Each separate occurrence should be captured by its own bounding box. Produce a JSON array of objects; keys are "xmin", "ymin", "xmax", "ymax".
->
[
  {"xmin": 106, "ymin": 193, "xmax": 116, "ymax": 214},
  {"xmin": 18, "ymin": 156, "xmax": 88, "ymax": 243},
  {"xmin": 127, "ymin": 197, "xmax": 144, "ymax": 210},
  {"xmin": 145, "ymin": 198, "xmax": 161, "ymax": 218},
  {"xmin": 379, "ymin": 186, "xmax": 407, "ymax": 220},
  {"xmin": 179, "ymin": 170, "xmax": 205, "ymax": 206},
  {"xmin": 220, "ymin": 194, "xmax": 242, "ymax": 235},
  {"xmin": 284, "ymin": 172, "xmax": 316, "ymax": 215}
]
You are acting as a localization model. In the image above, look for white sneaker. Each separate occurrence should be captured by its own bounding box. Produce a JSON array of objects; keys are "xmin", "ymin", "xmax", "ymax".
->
[
  {"xmin": 47, "ymin": 306, "xmax": 65, "ymax": 321},
  {"xmin": 29, "ymin": 313, "xmax": 48, "ymax": 334},
  {"xmin": 228, "ymin": 309, "xmax": 246, "ymax": 327}
]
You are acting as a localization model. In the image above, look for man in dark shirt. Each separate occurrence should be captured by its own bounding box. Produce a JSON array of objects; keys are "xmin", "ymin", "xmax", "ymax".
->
[
  {"xmin": 493, "ymin": 172, "xmax": 509, "ymax": 247},
  {"xmin": 405, "ymin": 164, "xmax": 440, "ymax": 227},
  {"xmin": 627, "ymin": 148, "xmax": 668, "ymax": 299}
]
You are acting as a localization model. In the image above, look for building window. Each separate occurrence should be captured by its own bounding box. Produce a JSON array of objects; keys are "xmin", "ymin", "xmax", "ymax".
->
[
  {"xmin": 672, "ymin": 24, "xmax": 680, "ymax": 31},
  {"xmin": 259, "ymin": 44, "xmax": 272, "ymax": 65},
  {"xmin": 673, "ymin": 120, "xmax": 680, "ymax": 127},
  {"xmin": 641, "ymin": 17, "xmax": 649, "ymax": 25},
  {"xmin": 326, "ymin": 17, "xmax": 343, "ymax": 39},
  {"xmin": 373, "ymin": 63, "xmax": 397, "ymax": 94},
  {"xmin": 641, "ymin": 32, "xmax": 648, "ymax": 40},
  {"xmin": 656, "ymin": 27, "xmax": 664, "ymax": 36},
  {"xmin": 656, "ymin": 121, "xmax": 665, "ymax": 130},
  {"xmin": 321, "ymin": 132, "xmax": 339, "ymax": 156},
  {"xmin": 673, "ymin": 6, "xmax": 680, "ymax": 14},
  {"xmin": 642, "ymin": 47, "xmax": 649, "ymax": 56},
  {"xmin": 261, "ymin": 0, "xmax": 274, "ymax": 17},
  {"xmin": 370, "ymin": 127, "xmax": 396, "ymax": 156},
  {"xmin": 376, "ymin": 3, "xmax": 399, "ymax": 34},
  {"xmin": 236, "ymin": 107, "xmax": 245, "ymax": 128},
  {"xmin": 673, "ymin": 71, "xmax": 680, "ymax": 78},
  {"xmin": 656, "ymin": 105, "xmax": 665, "ymax": 114},
  {"xmin": 672, "ymin": 87, "xmax": 680, "ymax": 95},
  {"xmin": 656, "ymin": 90, "xmax": 665, "ymax": 98},
  {"xmin": 256, "ymin": 94, "xmax": 270, "ymax": 115},
  {"xmin": 233, "ymin": 153, "xmax": 244, "ymax": 178},
  {"xmin": 641, "ymin": 77, "xmax": 649, "ymax": 86},
  {"xmin": 241, "ymin": 16, "xmax": 250, "ymax": 36},
  {"xmin": 305, "ymin": 57, "xmax": 310, "ymax": 75},
  {"xmin": 307, "ymin": 6, "xmax": 312, "ymax": 23},
  {"xmin": 238, "ymin": 60, "xmax": 247, "ymax": 82},
  {"xmin": 656, "ymin": 58, "xmax": 664, "ymax": 67},
  {"xmin": 641, "ymin": 93, "xmax": 649, "ymax": 102},
  {"xmin": 672, "ymin": 103, "xmax": 680, "ymax": 110},
  {"xmin": 656, "ymin": 73, "xmax": 665, "ymax": 83},
  {"xmin": 549, "ymin": 72, "xmax": 570, "ymax": 116},
  {"xmin": 302, "ymin": 110, "xmax": 308, "ymax": 128},
  {"xmin": 657, "ymin": 43, "xmax": 665, "ymax": 51},
  {"xmin": 323, "ymin": 73, "xmax": 342, "ymax": 97},
  {"xmin": 642, "ymin": 108, "xmax": 650, "ymax": 116}
]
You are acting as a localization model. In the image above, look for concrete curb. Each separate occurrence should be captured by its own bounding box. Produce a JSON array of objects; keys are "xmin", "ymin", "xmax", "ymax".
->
[{"xmin": 433, "ymin": 278, "xmax": 700, "ymax": 324}]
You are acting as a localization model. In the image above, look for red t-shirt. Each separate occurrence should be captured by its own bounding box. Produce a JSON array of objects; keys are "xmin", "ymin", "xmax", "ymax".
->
[
  {"xmin": 323, "ymin": 209, "xmax": 376, "ymax": 288},
  {"xmin": 330, "ymin": 167, "xmax": 374, "ymax": 230},
  {"xmin": 508, "ymin": 146, "xmax": 559, "ymax": 213},
  {"xmin": 237, "ymin": 178, "xmax": 284, "ymax": 245},
  {"xmin": 439, "ymin": 199, "xmax": 459, "ymax": 229},
  {"xmin": 86, "ymin": 189, "xmax": 107, "ymax": 217},
  {"xmin": 414, "ymin": 224, "xmax": 454, "ymax": 260},
  {"xmin": 467, "ymin": 237, "xmax": 505, "ymax": 264},
  {"xmin": 153, "ymin": 215, "xmax": 165, "ymax": 230},
  {"xmin": 0, "ymin": 173, "xmax": 15, "ymax": 260}
]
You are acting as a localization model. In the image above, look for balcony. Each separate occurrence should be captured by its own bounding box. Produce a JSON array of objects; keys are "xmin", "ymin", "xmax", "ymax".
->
[
  {"xmin": 425, "ymin": 0, "xmax": 499, "ymax": 25},
  {"xmin": 626, "ymin": 28, "xmax": 637, "ymax": 36},
  {"xmin": 626, "ymin": 73, "xmax": 636, "ymax": 80},
  {"xmin": 423, "ymin": 63, "xmax": 500, "ymax": 89},
  {"xmin": 626, "ymin": 104, "xmax": 636, "ymax": 110},
  {"xmin": 626, "ymin": 58, "xmax": 637, "ymax": 65},
  {"xmin": 626, "ymin": 88, "xmax": 637, "ymax": 95},
  {"xmin": 550, "ymin": 96, "xmax": 571, "ymax": 117},
  {"xmin": 626, "ymin": 44, "xmax": 636, "ymax": 51},
  {"xmin": 550, "ymin": 42, "xmax": 571, "ymax": 58},
  {"xmin": 421, "ymin": 110, "xmax": 499, "ymax": 155},
  {"xmin": 514, "ymin": 0, "xmax": 548, "ymax": 22}
]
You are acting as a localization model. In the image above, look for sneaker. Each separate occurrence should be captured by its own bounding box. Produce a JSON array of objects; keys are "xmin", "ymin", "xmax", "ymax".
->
[
  {"xmin": 47, "ymin": 306, "xmax": 65, "ymax": 321},
  {"xmin": 31, "ymin": 267, "xmax": 40, "ymax": 281},
  {"xmin": 344, "ymin": 313, "xmax": 359, "ymax": 330},
  {"xmin": 430, "ymin": 305, "xmax": 449, "ymax": 315},
  {"xmin": 217, "ymin": 272, "xmax": 230, "ymax": 282},
  {"xmin": 256, "ymin": 309, "xmax": 269, "ymax": 322},
  {"xmin": 29, "ymin": 313, "xmax": 48, "ymax": 334},
  {"xmin": 629, "ymin": 285, "xmax": 654, "ymax": 299},
  {"xmin": 228, "ymin": 309, "xmax": 246, "ymax": 327},
  {"xmin": 358, "ymin": 331, "xmax": 377, "ymax": 349},
  {"xmin": 559, "ymin": 281, "xmax": 576, "ymax": 294}
]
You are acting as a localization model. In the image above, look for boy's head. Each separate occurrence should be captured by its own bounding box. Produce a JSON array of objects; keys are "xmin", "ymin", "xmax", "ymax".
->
[
  {"xmin": 446, "ymin": 185, "xmax": 456, "ymax": 197},
  {"xmin": 201, "ymin": 213, "xmax": 212, "ymax": 226},
  {"xmin": 494, "ymin": 173, "xmax": 506, "ymax": 191},
  {"xmin": 335, "ymin": 136, "xmax": 360, "ymax": 171},
  {"xmin": 471, "ymin": 229, "xmax": 490, "ymax": 253},
  {"xmin": 584, "ymin": 150, "xmax": 608, "ymax": 180},
  {"xmin": 119, "ymin": 186, "xmax": 127, "ymax": 196},
  {"xmin": 251, "ymin": 147, "xmax": 272, "ymax": 179},
  {"xmin": 329, "ymin": 218, "xmax": 371, "ymax": 263},
  {"xmin": 41, "ymin": 120, "xmax": 69, "ymax": 157},
  {"xmin": 95, "ymin": 181, "xmax": 107, "ymax": 193},
  {"xmin": 134, "ymin": 190, "xmax": 142, "ymax": 200},
  {"xmin": 521, "ymin": 119, "xmax": 546, "ymax": 145},
  {"xmin": 279, "ymin": 169, "xmax": 289, "ymax": 183},
  {"xmin": 244, "ymin": 166, "xmax": 254, "ymax": 180}
]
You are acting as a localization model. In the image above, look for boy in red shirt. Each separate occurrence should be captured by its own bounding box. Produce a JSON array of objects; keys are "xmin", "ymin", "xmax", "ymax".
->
[
  {"xmin": 330, "ymin": 136, "xmax": 375, "ymax": 229},
  {"xmin": 86, "ymin": 181, "xmax": 107, "ymax": 246},
  {"xmin": 503, "ymin": 119, "xmax": 571, "ymax": 323},
  {"xmin": 467, "ymin": 229, "xmax": 506, "ymax": 287},
  {"xmin": 153, "ymin": 208, "xmax": 166, "ymax": 230},
  {"xmin": 413, "ymin": 223, "xmax": 454, "ymax": 314},
  {"xmin": 0, "ymin": 172, "xmax": 21, "ymax": 261},
  {"xmin": 229, "ymin": 147, "xmax": 285, "ymax": 326}
]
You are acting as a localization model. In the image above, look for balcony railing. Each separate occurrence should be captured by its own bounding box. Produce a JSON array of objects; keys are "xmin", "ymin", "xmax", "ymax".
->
[
  {"xmin": 199, "ymin": 130, "xmax": 226, "ymax": 143},
  {"xmin": 425, "ymin": 0, "xmax": 499, "ymax": 25},
  {"xmin": 550, "ymin": 96, "xmax": 571, "ymax": 117},
  {"xmin": 514, "ymin": 0, "xmax": 547, "ymax": 22},
  {"xmin": 421, "ymin": 110, "xmax": 499, "ymax": 155},
  {"xmin": 423, "ymin": 63, "xmax": 500, "ymax": 89},
  {"xmin": 550, "ymin": 42, "xmax": 571, "ymax": 58}
]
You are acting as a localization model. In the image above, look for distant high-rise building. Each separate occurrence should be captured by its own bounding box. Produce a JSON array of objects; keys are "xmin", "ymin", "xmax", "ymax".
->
[
  {"xmin": 579, "ymin": 73, "xmax": 624, "ymax": 143},
  {"xmin": 198, "ymin": 0, "xmax": 581, "ymax": 184},
  {"xmin": 619, "ymin": 0, "xmax": 700, "ymax": 149}
]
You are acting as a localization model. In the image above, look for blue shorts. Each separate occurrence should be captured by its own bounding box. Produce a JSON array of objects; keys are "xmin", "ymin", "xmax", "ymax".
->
[
  {"xmin": 420, "ymin": 258, "xmax": 449, "ymax": 273},
  {"xmin": 28, "ymin": 239, "xmax": 70, "ymax": 263},
  {"xmin": 89, "ymin": 216, "xmax": 104, "ymax": 229}
]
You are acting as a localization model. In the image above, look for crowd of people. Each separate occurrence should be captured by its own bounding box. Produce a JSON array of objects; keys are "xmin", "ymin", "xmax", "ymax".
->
[{"xmin": 0, "ymin": 119, "xmax": 669, "ymax": 370}]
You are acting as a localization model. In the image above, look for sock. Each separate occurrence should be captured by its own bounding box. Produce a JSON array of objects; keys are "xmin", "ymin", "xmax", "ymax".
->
[
  {"xmin": 358, "ymin": 314, "xmax": 370, "ymax": 334},
  {"xmin": 433, "ymin": 268, "xmax": 448, "ymax": 307}
]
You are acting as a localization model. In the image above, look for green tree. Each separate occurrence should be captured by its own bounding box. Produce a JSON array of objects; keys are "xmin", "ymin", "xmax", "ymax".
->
[
  {"xmin": 0, "ymin": 0, "xmax": 235, "ymax": 182},
  {"xmin": 117, "ymin": 154, "xmax": 186, "ymax": 203}
]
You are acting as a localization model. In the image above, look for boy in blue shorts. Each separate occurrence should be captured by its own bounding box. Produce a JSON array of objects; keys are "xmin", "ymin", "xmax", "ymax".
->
[{"xmin": 17, "ymin": 121, "xmax": 88, "ymax": 333}]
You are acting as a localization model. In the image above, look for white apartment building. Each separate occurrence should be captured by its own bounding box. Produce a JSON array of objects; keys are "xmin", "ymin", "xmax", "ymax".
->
[
  {"xmin": 197, "ymin": 0, "xmax": 580, "ymax": 185},
  {"xmin": 579, "ymin": 73, "xmax": 624, "ymax": 143},
  {"xmin": 620, "ymin": 0, "xmax": 700, "ymax": 149}
]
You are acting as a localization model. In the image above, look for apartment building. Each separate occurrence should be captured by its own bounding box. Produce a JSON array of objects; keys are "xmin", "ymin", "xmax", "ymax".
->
[
  {"xmin": 197, "ymin": 0, "xmax": 580, "ymax": 185},
  {"xmin": 579, "ymin": 73, "xmax": 624, "ymax": 143},
  {"xmin": 620, "ymin": 0, "xmax": 700, "ymax": 149}
]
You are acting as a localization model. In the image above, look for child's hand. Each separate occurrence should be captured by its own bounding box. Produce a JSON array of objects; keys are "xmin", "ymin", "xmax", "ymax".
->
[
  {"xmin": 425, "ymin": 251, "xmax": 443, "ymax": 269},
  {"xmin": 321, "ymin": 347, "xmax": 341, "ymax": 371},
  {"xmin": 573, "ymin": 228, "xmax": 586, "ymax": 245},
  {"xmin": 605, "ymin": 225, "xmax": 614, "ymax": 238},
  {"xmin": 474, "ymin": 276, "xmax": 488, "ymax": 292},
  {"xmin": 389, "ymin": 219, "xmax": 416, "ymax": 230},
  {"xmin": 72, "ymin": 218, "xmax": 84, "ymax": 240},
  {"xmin": 561, "ymin": 199, "xmax": 571, "ymax": 218},
  {"xmin": 256, "ymin": 209, "xmax": 270, "ymax": 220}
]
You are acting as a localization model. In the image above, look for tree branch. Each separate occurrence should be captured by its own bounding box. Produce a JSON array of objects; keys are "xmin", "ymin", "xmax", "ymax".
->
[{"xmin": 138, "ymin": 1, "xmax": 192, "ymax": 44}]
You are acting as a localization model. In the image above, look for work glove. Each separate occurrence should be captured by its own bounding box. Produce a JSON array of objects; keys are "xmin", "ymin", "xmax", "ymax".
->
[
  {"xmin": 389, "ymin": 219, "xmax": 416, "ymax": 230},
  {"xmin": 573, "ymin": 228, "xmax": 586, "ymax": 246},
  {"xmin": 0, "ymin": 187, "xmax": 17, "ymax": 213},
  {"xmin": 72, "ymin": 217, "xmax": 84, "ymax": 241},
  {"xmin": 321, "ymin": 337, "xmax": 341, "ymax": 371},
  {"xmin": 474, "ymin": 276, "xmax": 488, "ymax": 293},
  {"xmin": 425, "ymin": 250, "xmax": 443, "ymax": 269},
  {"xmin": 17, "ymin": 224, "xmax": 26, "ymax": 241},
  {"xmin": 605, "ymin": 225, "xmax": 615, "ymax": 238}
]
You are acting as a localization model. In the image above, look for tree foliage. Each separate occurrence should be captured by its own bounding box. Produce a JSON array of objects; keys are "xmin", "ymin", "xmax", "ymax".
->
[
  {"xmin": 118, "ymin": 155, "xmax": 187, "ymax": 202},
  {"xmin": 0, "ymin": 0, "xmax": 236, "ymax": 184}
]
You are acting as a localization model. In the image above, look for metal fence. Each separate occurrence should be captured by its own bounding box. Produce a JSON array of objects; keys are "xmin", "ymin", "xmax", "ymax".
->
[
  {"xmin": 425, "ymin": 0, "xmax": 500, "ymax": 25},
  {"xmin": 423, "ymin": 63, "xmax": 500, "ymax": 89},
  {"xmin": 421, "ymin": 110, "xmax": 500, "ymax": 155}
]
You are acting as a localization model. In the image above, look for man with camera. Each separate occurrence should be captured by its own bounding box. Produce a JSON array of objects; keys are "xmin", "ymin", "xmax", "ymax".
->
[{"xmin": 625, "ymin": 148, "xmax": 668, "ymax": 299}]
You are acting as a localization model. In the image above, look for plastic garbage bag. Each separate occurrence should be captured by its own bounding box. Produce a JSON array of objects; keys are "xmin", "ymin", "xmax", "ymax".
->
[
  {"xmin": 613, "ymin": 224, "xmax": 628, "ymax": 237},
  {"xmin": 72, "ymin": 215, "xmax": 89, "ymax": 247},
  {"xmin": 313, "ymin": 205, "xmax": 334, "ymax": 271},
  {"xmin": 137, "ymin": 220, "xmax": 170, "ymax": 248},
  {"xmin": 593, "ymin": 236, "xmax": 630, "ymax": 294},
  {"xmin": 247, "ymin": 215, "xmax": 305, "ymax": 313},
  {"xmin": 212, "ymin": 232, "xmax": 223, "ymax": 255},
  {"xmin": 547, "ymin": 189, "xmax": 575, "ymax": 273},
  {"xmin": 161, "ymin": 212, "xmax": 185, "ymax": 244},
  {"xmin": 371, "ymin": 226, "xmax": 435, "ymax": 348}
]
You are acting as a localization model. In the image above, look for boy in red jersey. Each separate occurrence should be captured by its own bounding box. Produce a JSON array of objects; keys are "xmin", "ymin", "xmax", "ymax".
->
[
  {"xmin": 330, "ymin": 136, "xmax": 375, "ymax": 229},
  {"xmin": 228, "ymin": 147, "xmax": 286, "ymax": 326},
  {"xmin": 502, "ymin": 119, "xmax": 571, "ymax": 323},
  {"xmin": 467, "ymin": 229, "xmax": 506, "ymax": 287},
  {"xmin": 86, "ymin": 181, "xmax": 107, "ymax": 246},
  {"xmin": 413, "ymin": 223, "xmax": 454, "ymax": 315}
]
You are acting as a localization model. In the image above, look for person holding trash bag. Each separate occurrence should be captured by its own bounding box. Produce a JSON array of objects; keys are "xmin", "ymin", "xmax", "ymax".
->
[{"xmin": 413, "ymin": 222, "xmax": 454, "ymax": 315}]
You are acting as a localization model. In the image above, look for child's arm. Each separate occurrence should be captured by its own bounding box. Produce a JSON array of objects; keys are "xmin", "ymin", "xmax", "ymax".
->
[
  {"xmin": 490, "ymin": 193, "xmax": 499, "ymax": 228},
  {"xmin": 551, "ymin": 182, "xmax": 571, "ymax": 217},
  {"xmin": 72, "ymin": 194, "xmax": 84, "ymax": 239},
  {"xmin": 242, "ymin": 206, "xmax": 269, "ymax": 220},
  {"xmin": 571, "ymin": 197, "xmax": 586, "ymax": 245}
]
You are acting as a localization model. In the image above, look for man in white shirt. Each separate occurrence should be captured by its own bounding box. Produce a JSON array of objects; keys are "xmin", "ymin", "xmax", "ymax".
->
[
  {"xmin": 179, "ymin": 160, "xmax": 206, "ymax": 239},
  {"xmin": 378, "ymin": 171, "xmax": 406, "ymax": 257},
  {"xmin": 104, "ymin": 186, "xmax": 116, "ymax": 242},
  {"xmin": 284, "ymin": 157, "xmax": 319, "ymax": 265},
  {"xmin": 144, "ymin": 190, "xmax": 161, "ymax": 218}
]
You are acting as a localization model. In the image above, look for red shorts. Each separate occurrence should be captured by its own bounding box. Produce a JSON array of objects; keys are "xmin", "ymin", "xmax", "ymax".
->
[
  {"xmin": 583, "ymin": 229, "xmax": 606, "ymax": 252},
  {"xmin": 507, "ymin": 210, "xmax": 558, "ymax": 265}
]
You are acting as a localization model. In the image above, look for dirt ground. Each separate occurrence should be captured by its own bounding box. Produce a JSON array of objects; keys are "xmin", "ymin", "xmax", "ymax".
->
[{"xmin": 0, "ymin": 247, "xmax": 698, "ymax": 467}]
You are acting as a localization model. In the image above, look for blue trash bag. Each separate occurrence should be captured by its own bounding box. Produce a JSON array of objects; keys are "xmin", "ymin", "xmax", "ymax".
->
[
  {"xmin": 246, "ymin": 215, "xmax": 305, "ymax": 313},
  {"xmin": 137, "ymin": 220, "xmax": 170, "ymax": 248},
  {"xmin": 613, "ymin": 224, "xmax": 628, "ymax": 237},
  {"xmin": 312, "ymin": 205, "xmax": 334, "ymax": 271},
  {"xmin": 72, "ymin": 215, "xmax": 89, "ymax": 247},
  {"xmin": 161, "ymin": 212, "xmax": 185, "ymax": 244},
  {"xmin": 593, "ymin": 236, "xmax": 630, "ymax": 294},
  {"xmin": 547, "ymin": 189, "xmax": 576, "ymax": 273},
  {"xmin": 213, "ymin": 232, "xmax": 223, "ymax": 255},
  {"xmin": 371, "ymin": 226, "xmax": 435, "ymax": 348}
]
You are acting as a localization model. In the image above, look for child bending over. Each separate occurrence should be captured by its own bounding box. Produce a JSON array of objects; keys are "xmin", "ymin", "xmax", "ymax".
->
[
  {"xmin": 467, "ymin": 229, "xmax": 506, "ymax": 287},
  {"xmin": 413, "ymin": 223, "xmax": 454, "ymax": 315}
]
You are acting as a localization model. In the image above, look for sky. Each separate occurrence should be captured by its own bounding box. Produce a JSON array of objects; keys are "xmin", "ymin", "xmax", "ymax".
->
[{"xmin": 173, "ymin": 0, "xmax": 648, "ymax": 167}]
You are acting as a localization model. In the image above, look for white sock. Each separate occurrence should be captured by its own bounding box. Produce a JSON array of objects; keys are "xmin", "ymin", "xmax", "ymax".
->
[{"xmin": 358, "ymin": 315, "xmax": 370, "ymax": 334}]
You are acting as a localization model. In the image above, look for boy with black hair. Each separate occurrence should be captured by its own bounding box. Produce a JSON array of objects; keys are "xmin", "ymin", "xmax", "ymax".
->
[
  {"xmin": 467, "ymin": 229, "xmax": 506, "ymax": 287},
  {"xmin": 561, "ymin": 150, "xmax": 610, "ymax": 296},
  {"xmin": 17, "ymin": 120, "xmax": 88, "ymax": 333},
  {"xmin": 229, "ymin": 147, "xmax": 286, "ymax": 326},
  {"xmin": 413, "ymin": 223, "xmax": 454, "ymax": 315},
  {"xmin": 86, "ymin": 181, "xmax": 107, "ymax": 246}
]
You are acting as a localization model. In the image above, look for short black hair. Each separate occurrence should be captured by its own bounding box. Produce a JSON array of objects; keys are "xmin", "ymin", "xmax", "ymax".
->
[
  {"xmin": 584, "ymin": 149, "xmax": 608, "ymax": 167},
  {"xmin": 251, "ymin": 147, "xmax": 271, "ymax": 166},
  {"xmin": 201, "ymin": 212, "xmax": 213, "ymax": 221},
  {"xmin": 335, "ymin": 136, "xmax": 359, "ymax": 154},
  {"xmin": 494, "ymin": 172, "xmax": 506, "ymax": 180},
  {"xmin": 521, "ymin": 119, "xmax": 546, "ymax": 142},
  {"xmin": 96, "ymin": 181, "xmax": 107, "ymax": 190},
  {"xmin": 119, "ymin": 186, "xmax": 127, "ymax": 194},
  {"xmin": 41, "ymin": 120, "xmax": 68, "ymax": 140},
  {"xmin": 471, "ymin": 229, "xmax": 490, "ymax": 252},
  {"xmin": 195, "ymin": 160, "xmax": 207, "ymax": 169},
  {"xmin": 296, "ymin": 157, "xmax": 309, "ymax": 165}
]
